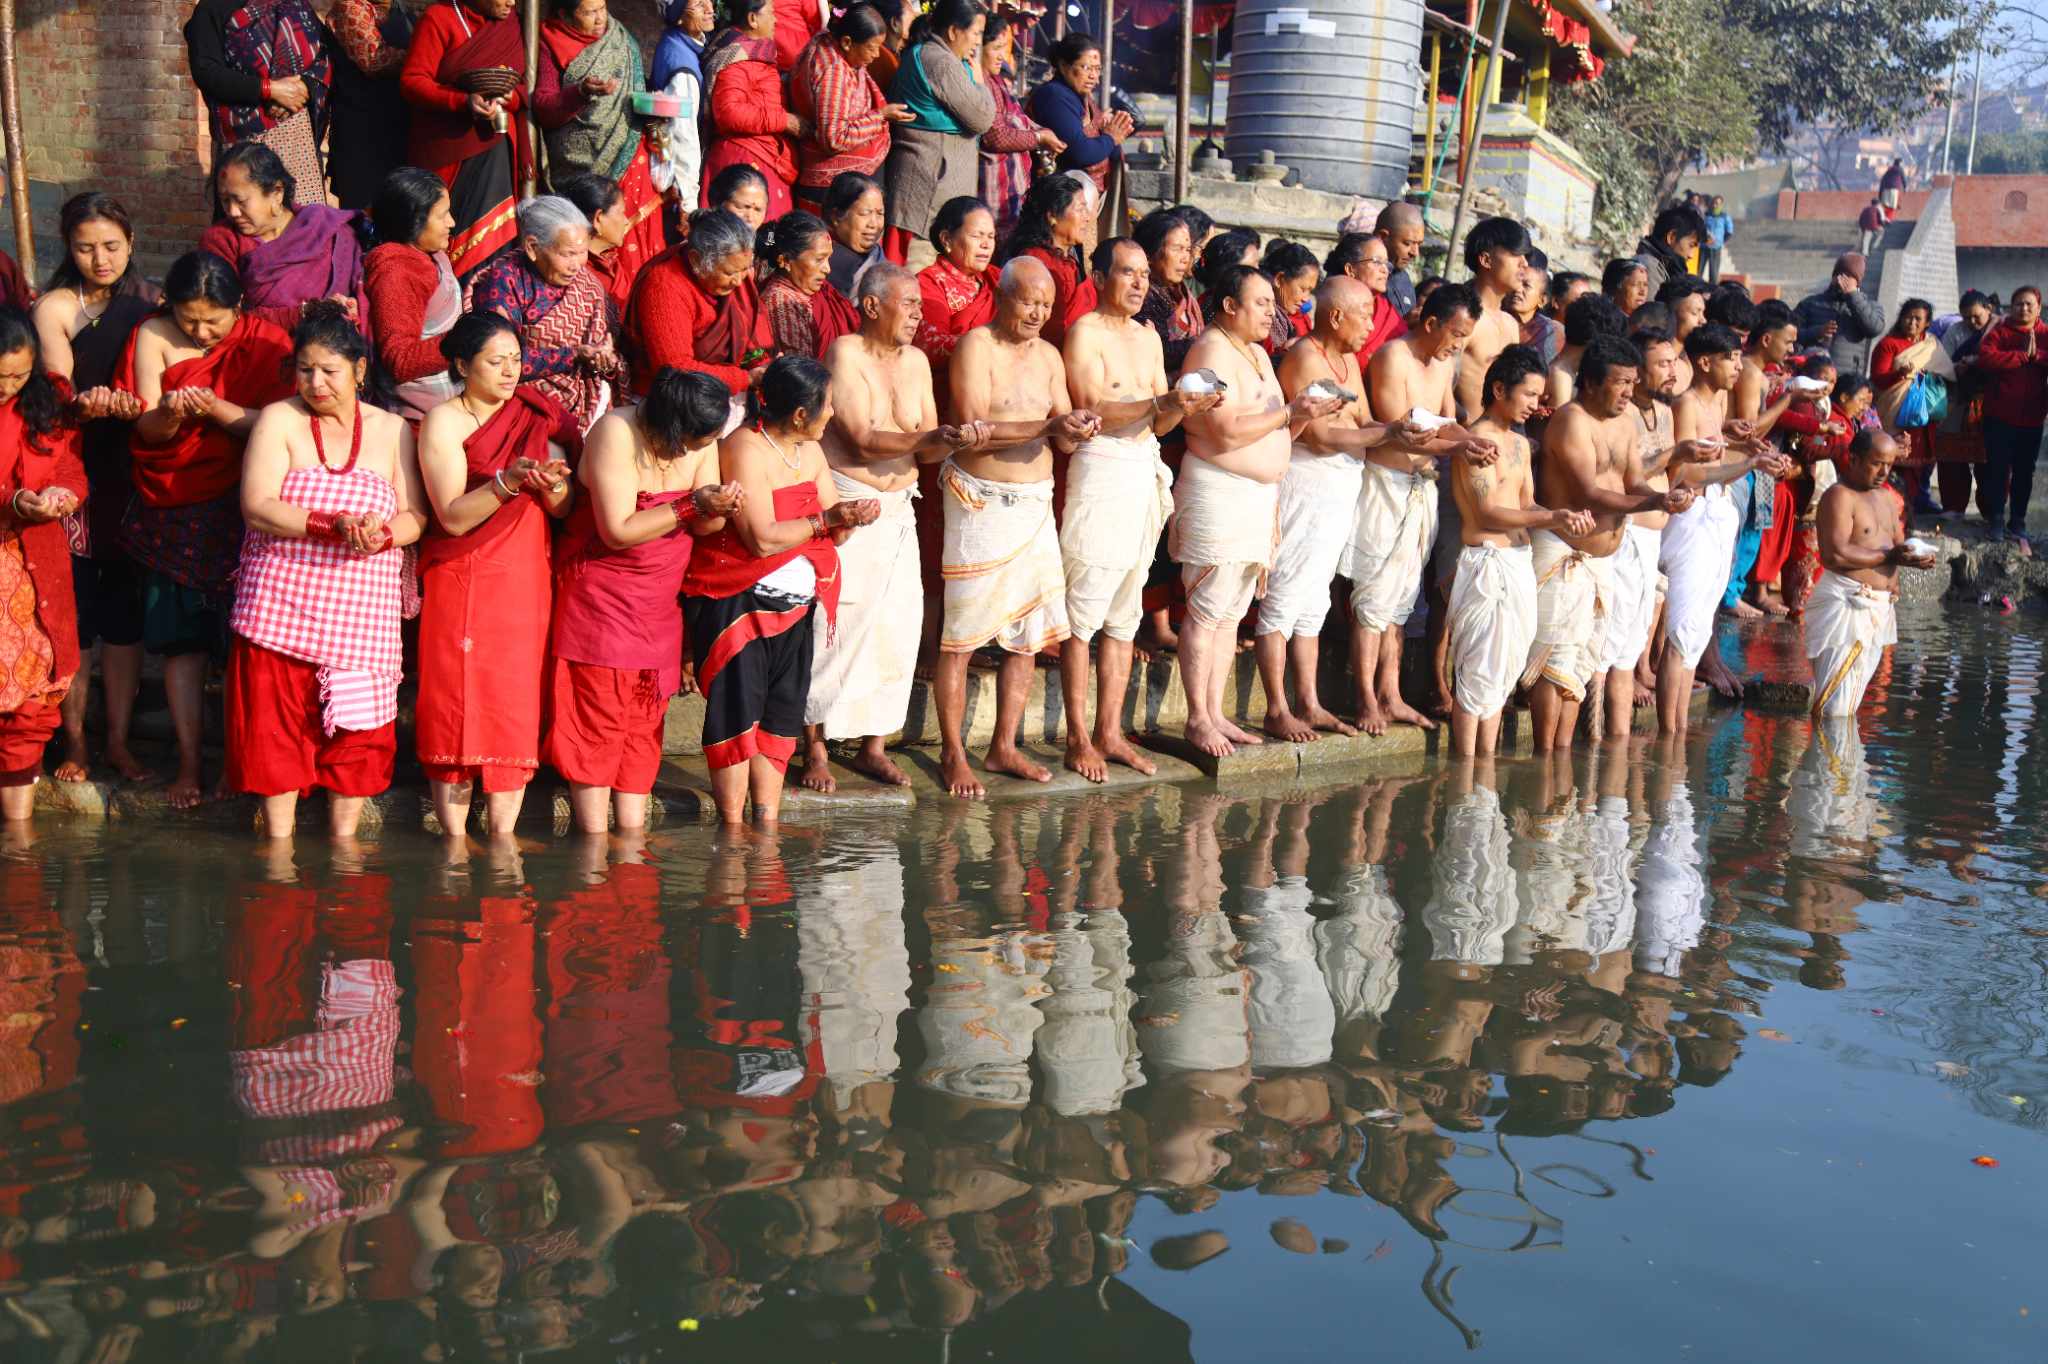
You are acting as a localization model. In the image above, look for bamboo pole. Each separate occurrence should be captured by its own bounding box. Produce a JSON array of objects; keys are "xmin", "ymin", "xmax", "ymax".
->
[
  {"xmin": 523, "ymin": 0, "xmax": 542, "ymax": 195},
  {"xmin": 1421, "ymin": 33, "xmax": 1440, "ymax": 192},
  {"xmin": 1098, "ymin": 0, "xmax": 1121, "ymax": 234},
  {"xmin": 1444, "ymin": 0, "xmax": 1508, "ymax": 281},
  {"xmin": 1174, "ymin": 0, "xmax": 1194, "ymax": 202},
  {"xmin": 0, "ymin": 0, "xmax": 32, "ymax": 282}
]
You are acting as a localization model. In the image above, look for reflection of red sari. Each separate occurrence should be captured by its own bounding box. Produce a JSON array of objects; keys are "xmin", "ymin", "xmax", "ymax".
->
[
  {"xmin": 0, "ymin": 883, "xmax": 85, "ymax": 1109},
  {"xmin": 412, "ymin": 901, "xmax": 543, "ymax": 1158},
  {"xmin": 541, "ymin": 860, "xmax": 677, "ymax": 1129},
  {"xmin": 416, "ymin": 388, "xmax": 578, "ymax": 791}
]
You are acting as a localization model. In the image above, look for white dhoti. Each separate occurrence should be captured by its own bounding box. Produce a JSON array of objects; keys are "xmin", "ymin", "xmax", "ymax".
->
[
  {"xmin": 939, "ymin": 459, "xmax": 1069, "ymax": 654},
  {"xmin": 1599, "ymin": 522, "xmax": 1663, "ymax": 672},
  {"xmin": 1061, "ymin": 431, "xmax": 1173, "ymax": 644},
  {"xmin": 1037, "ymin": 908, "xmax": 1143, "ymax": 1116},
  {"xmin": 1238, "ymin": 878, "xmax": 1336, "ymax": 1070},
  {"xmin": 1519, "ymin": 529, "xmax": 1612, "ymax": 702},
  {"xmin": 1422, "ymin": 786, "xmax": 1516, "ymax": 966},
  {"xmin": 1446, "ymin": 542, "xmax": 1537, "ymax": 718},
  {"xmin": 1172, "ymin": 453, "xmax": 1277, "ymax": 629},
  {"xmin": 1257, "ymin": 446, "xmax": 1362, "ymax": 637},
  {"xmin": 916, "ymin": 931, "xmax": 1049, "ymax": 1105},
  {"xmin": 1316, "ymin": 864, "xmax": 1404, "ymax": 1027},
  {"xmin": 796, "ymin": 842, "xmax": 912, "ymax": 1109},
  {"xmin": 1787, "ymin": 718, "xmax": 1879, "ymax": 855},
  {"xmin": 1505, "ymin": 807, "xmax": 1590, "ymax": 966},
  {"xmin": 1633, "ymin": 786, "xmax": 1705, "ymax": 977},
  {"xmin": 1583, "ymin": 794, "xmax": 1639, "ymax": 959},
  {"xmin": 806, "ymin": 473, "xmax": 921, "ymax": 736},
  {"xmin": 1659, "ymin": 486, "xmax": 1740, "ymax": 668},
  {"xmin": 1341, "ymin": 460, "xmax": 1437, "ymax": 631},
  {"xmin": 1803, "ymin": 569, "xmax": 1898, "ymax": 718},
  {"xmin": 1137, "ymin": 909, "xmax": 1252, "ymax": 1074}
]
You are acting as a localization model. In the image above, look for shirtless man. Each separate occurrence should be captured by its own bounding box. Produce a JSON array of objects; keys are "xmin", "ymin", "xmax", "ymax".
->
[
  {"xmin": 1175, "ymin": 264, "xmax": 1341, "ymax": 757},
  {"xmin": 1807, "ymin": 430, "xmax": 1933, "ymax": 716},
  {"xmin": 1447, "ymin": 345, "xmax": 1594, "ymax": 756},
  {"xmin": 1061, "ymin": 237, "xmax": 1219, "ymax": 781},
  {"xmin": 1451, "ymin": 217, "xmax": 1531, "ymax": 423},
  {"xmin": 1526, "ymin": 334, "xmax": 1695, "ymax": 752},
  {"xmin": 1546, "ymin": 293, "xmax": 1629, "ymax": 415},
  {"xmin": 1663, "ymin": 323, "xmax": 1798, "ymax": 734},
  {"xmin": 1613, "ymin": 325, "xmax": 1690, "ymax": 727},
  {"xmin": 803, "ymin": 264, "xmax": 982, "ymax": 794},
  {"xmin": 1352, "ymin": 282, "xmax": 1479, "ymax": 735},
  {"xmin": 937, "ymin": 256, "xmax": 1099, "ymax": 796}
]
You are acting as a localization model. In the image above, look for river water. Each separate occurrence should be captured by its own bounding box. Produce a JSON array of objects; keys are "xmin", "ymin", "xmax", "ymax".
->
[{"xmin": 2, "ymin": 604, "xmax": 2045, "ymax": 1362}]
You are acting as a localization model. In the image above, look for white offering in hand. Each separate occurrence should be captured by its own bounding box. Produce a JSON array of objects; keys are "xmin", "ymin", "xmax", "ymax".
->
[
  {"xmin": 1903, "ymin": 536, "xmax": 1937, "ymax": 558},
  {"xmin": 1405, "ymin": 407, "xmax": 1451, "ymax": 432},
  {"xmin": 1178, "ymin": 368, "xmax": 1228, "ymax": 395}
]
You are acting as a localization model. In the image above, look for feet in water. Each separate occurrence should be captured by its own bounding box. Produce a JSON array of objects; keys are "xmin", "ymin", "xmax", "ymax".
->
[
  {"xmin": 796, "ymin": 740, "xmax": 837, "ymax": 795},
  {"xmin": 1298, "ymin": 705, "xmax": 1357, "ymax": 737},
  {"xmin": 1700, "ymin": 652, "xmax": 1746, "ymax": 699},
  {"xmin": 1261, "ymin": 708, "xmax": 1318, "ymax": 743},
  {"xmin": 984, "ymin": 743, "xmax": 1051, "ymax": 785}
]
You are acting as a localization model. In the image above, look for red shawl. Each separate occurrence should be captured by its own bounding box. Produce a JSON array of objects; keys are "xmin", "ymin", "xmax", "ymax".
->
[
  {"xmin": 811, "ymin": 283, "xmax": 861, "ymax": 354},
  {"xmin": 1354, "ymin": 292, "xmax": 1408, "ymax": 370},
  {"xmin": 412, "ymin": 2, "xmax": 532, "ymax": 188},
  {"xmin": 915, "ymin": 258, "xmax": 997, "ymax": 362},
  {"xmin": 0, "ymin": 385, "xmax": 87, "ymax": 689},
  {"xmin": 417, "ymin": 387, "xmax": 581, "ymax": 571},
  {"xmin": 683, "ymin": 479, "xmax": 841, "ymax": 628},
  {"xmin": 123, "ymin": 315, "xmax": 295, "ymax": 507}
]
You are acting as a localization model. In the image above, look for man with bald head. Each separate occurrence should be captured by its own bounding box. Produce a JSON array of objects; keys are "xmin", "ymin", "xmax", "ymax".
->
[
  {"xmin": 1256, "ymin": 274, "xmax": 1419, "ymax": 741},
  {"xmin": 802, "ymin": 263, "xmax": 983, "ymax": 795},
  {"xmin": 936, "ymin": 254, "xmax": 1101, "ymax": 797},
  {"xmin": 1375, "ymin": 201, "xmax": 1425, "ymax": 318}
]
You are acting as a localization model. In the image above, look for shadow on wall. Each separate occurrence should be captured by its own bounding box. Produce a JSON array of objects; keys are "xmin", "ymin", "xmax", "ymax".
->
[{"xmin": 16, "ymin": 0, "xmax": 216, "ymax": 280}]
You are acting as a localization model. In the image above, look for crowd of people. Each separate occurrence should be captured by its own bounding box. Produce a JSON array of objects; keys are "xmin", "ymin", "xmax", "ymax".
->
[{"xmin": 0, "ymin": 0, "xmax": 2033, "ymax": 832}]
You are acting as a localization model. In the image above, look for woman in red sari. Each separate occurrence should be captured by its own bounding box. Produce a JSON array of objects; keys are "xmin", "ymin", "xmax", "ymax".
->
[
  {"xmin": 122, "ymin": 252, "xmax": 296, "ymax": 810},
  {"xmin": 1323, "ymin": 231, "xmax": 1407, "ymax": 369},
  {"xmin": 415, "ymin": 312, "xmax": 579, "ymax": 837},
  {"xmin": 684, "ymin": 355, "xmax": 876, "ymax": 824},
  {"xmin": 625, "ymin": 209, "xmax": 771, "ymax": 395},
  {"xmin": 549, "ymin": 368, "xmax": 740, "ymax": 833},
  {"xmin": 998, "ymin": 172, "xmax": 1097, "ymax": 346},
  {"xmin": 759, "ymin": 210, "xmax": 835, "ymax": 358},
  {"xmin": 700, "ymin": 0, "xmax": 804, "ymax": 221},
  {"xmin": 400, "ymin": 0, "xmax": 533, "ymax": 277},
  {"xmin": 914, "ymin": 195, "xmax": 998, "ymax": 405},
  {"xmin": 1260, "ymin": 240, "xmax": 1319, "ymax": 356},
  {"xmin": 0, "ymin": 311, "xmax": 85, "ymax": 820}
]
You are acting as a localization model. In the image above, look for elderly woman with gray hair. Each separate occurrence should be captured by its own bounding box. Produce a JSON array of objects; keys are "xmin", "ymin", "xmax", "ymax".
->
[
  {"xmin": 623, "ymin": 207, "xmax": 772, "ymax": 395},
  {"xmin": 464, "ymin": 193, "xmax": 624, "ymax": 431}
]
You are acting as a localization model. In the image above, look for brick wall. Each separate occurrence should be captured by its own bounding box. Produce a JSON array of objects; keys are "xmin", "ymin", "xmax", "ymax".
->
[{"xmin": 14, "ymin": 0, "xmax": 214, "ymax": 281}]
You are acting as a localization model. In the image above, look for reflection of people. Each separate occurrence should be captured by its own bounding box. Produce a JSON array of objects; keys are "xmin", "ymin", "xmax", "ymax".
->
[
  {"xmin": 796, "ymin": 834, "xmax": 911, "ymax": 1112},
  {"xmin": 1237, "ymin": 800, "xmax": 1336, "ymax": 1071},
  {"xmin": 1421, "ymin": 760, "xmax": 1517, "ymax": 968}
]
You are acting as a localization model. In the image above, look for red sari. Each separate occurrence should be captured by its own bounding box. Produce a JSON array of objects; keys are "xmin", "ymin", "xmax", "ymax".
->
[
  {"xmin": 119, "ymin": 315, "xmax": 295, "ymax": 593},
  {"xmin": 0, "ymin": 389, "xmax": 86, "ymax": 782},
  {"xmin": 399, "ymin": 2, "xmax": 534, "ymax": 275},
  {"xmin": 416, "ymin": 388, "xmax": 579, "ymax": 792},
  {"xmin": 1019, "ymin": 244, "xmax": 1095, "ymax": 346},
  {"xmin": 410, "ymin": 899, "xmax": 544, "ymax": 1158}
]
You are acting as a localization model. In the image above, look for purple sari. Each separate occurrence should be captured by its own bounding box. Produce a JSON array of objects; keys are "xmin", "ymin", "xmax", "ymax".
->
[{"xmin": 243, "ymin": 205, "xmax": 375, "ymax": 344}]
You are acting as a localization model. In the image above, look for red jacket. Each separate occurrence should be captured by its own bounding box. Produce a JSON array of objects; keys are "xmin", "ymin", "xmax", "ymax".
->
[
  {"xmin": 0, "ymin": 387, "xmax": 86, "ymax": 690},
  {"xmin": 1020, "ymin": 246, "xmax": 1095, "ymax": 347},
  {"xmin": 1976, "ymin": 320, "xmax": 2048, "ymax": 428},
  {"xmin": 363, "ymin": 243, "xmax": 451, "ymax": 384},
  {"xmin": 773, "ymin": 0, "xmax": 821, "ymax": 70},
  {"xmin": 702, "ymin": 49, "xmax": 799, "ymax": 207},
  {"xmin": 625, "ymin": 248, "xmax": 771, "ymax": 395}
]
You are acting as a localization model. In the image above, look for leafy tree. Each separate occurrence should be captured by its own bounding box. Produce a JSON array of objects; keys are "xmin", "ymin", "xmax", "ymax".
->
[
  {"xmin": 1728, "ymin": 0, "xmax": 1978, "ymax": 150},
  {"xmin": 1973, "ymin": 130, "xmax": 2048, "ymax": 175}
]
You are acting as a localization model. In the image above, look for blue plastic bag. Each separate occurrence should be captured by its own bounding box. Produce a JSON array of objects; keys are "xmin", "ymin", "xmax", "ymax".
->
[{"xmin": 1897, "ymin": 372, "xmax": 1948, "ymax": 428}]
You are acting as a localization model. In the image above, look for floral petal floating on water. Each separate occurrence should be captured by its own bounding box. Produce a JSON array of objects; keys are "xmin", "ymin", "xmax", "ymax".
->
[
  {"xmin": 1759, "ymin": 1029, "xmax": 1792, "ymax": 1042},
  {"xmin": 1933, "ymin": 1061, "xmax": 1970, "ymax": 1078},
  {"xmin": 1972, "ymin": 1155, "xmax": 2000, "ymax": 1167}
]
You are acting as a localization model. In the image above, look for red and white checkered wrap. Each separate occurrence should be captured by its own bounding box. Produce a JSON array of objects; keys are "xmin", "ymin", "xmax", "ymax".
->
[
  {"xmin": 230, "ymin": 958, "xmax": 402, "ymax": 1121},
  {"xmin": 231, "ymin": 466, "xmax": 411, "ymax": 732}
]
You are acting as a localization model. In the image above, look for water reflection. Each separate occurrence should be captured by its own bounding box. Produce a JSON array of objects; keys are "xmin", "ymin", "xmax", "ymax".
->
[{"xmin": 5, "ymin": 614, "xmax": 2048, "ymax": 1360}]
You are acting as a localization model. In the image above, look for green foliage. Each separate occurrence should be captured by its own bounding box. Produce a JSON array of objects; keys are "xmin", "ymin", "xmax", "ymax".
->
[
  {"xmin": 1726, "ymin": 0, "xmax": 1978, "ymax": 151},
  {"xmin": 1973, "ymin": 130, "xmax": 2048, "ymax": 175}
]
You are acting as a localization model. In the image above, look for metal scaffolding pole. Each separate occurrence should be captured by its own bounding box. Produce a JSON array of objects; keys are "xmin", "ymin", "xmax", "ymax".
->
[{"xmin": 1174, "ymin": 0, "xmax": 1194, "ymax": 202}]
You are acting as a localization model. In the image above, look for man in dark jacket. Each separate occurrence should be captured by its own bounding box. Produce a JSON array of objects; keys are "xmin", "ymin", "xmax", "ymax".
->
[
  {"xmin": 1632, "ymin": 203, "xmax": 1706, "ymax": 299},
  {"xmin": 1793, "ymin": 254, "xmax": 1886, "ymax": 373}
]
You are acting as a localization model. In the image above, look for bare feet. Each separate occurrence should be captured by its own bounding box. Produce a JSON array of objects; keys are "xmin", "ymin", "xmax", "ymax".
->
[
  {"xmin": 797, "ymin": 741, "xmax": 837, "ymax": 794},
  {"xmin": 1065, "ymin": 739, "xmax": 1109, "ymax": 784},
  {"xmin": 1299, "ymin": 705, "xmax": 1357, "ymax": 736},
  {"xmin": 1218, "ymin": 718, "xmax": 1264, "ymax": 747},
  {"xmin": 939, "ymin": 747, "xmax": 985, "ymax": 799},
  {"xmin": 1184, "ymin": 720, "xmax": 1235, "ymax": 758},
  {"xmin": 1723, "ymin": 599, "xmax": 1764, "ymax": 621},
  {"xmin": 1754, "ymin": 589, "xmax": 1790, "ymax": 617},
  {"xmin": 1384, "ymin": 698, "xmax": 1438, "ymax": 730},
  {"xmin": 1136, "ymin": 617, "xmax": 1178, "ymax": 658},
  {"xmin": 847, "ymin": 746, "xmax": 911, "ymax": 786},
  {"xmin": 1262, "ymin": 708, "xmax": 1317, "ymax": 743},
  {"xmin": 1700, "ymin": 652, "xmax": 1745, "ymax": 699},
  {"xmin": 1098, "ymin": 734, "xmax": 1156, "ymax": 775},
  {"xmin": 1354, "ymin": 698, "xmax": 1389, "ymax": 737},
  {"xmin": 53, "ymin": 740, "xmax": 90, "ymax": 784},
  {"xmin": 984, "ymin": 744, "xmax": 1051, "ymax": 784},
  {"xmin": 168, "ymin": 765, "xmax": 207, "ymax": 811},
  {"xmin": 105, "ymin": 745, "xmax": 150, "ymax": 783},
  {"xmin": 1633, "ymin": 684, "xmax": 1657, "ymax": 709}
]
